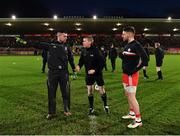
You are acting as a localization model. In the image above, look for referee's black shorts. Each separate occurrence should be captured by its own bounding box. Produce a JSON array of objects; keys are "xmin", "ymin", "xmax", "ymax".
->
[
  {"xmin": 86, "ymin": 72, "xmax": 104, "ymax": 86},
  {"xmin": 143, "ymin": 62, "xmax": 149, "ymax": 67},
  {"xmin": 156, "ymin": 59, "xmax": 163, "ymax": 67}
]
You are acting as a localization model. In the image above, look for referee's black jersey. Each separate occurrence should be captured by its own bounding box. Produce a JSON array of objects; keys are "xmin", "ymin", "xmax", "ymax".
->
[
  {"xmin": 78, "ymin": 46, "xmax": 104, "ymax": 74},
  {"xmin": 28, "ymin": 41, "xmax": 75, "ymax": 71},
  {"xmin": 155, "ymin": 47, "xmax": 164, "ymax": 61},
  {"xmin": 120, "ymin": 40, "xmax": 148, "ymax": 75}
]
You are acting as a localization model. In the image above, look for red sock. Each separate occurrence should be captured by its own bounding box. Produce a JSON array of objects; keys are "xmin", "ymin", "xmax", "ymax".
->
[
  {"xmin": 129, "ymin": 108, "xmax": 134, "ymax": 112},
  {"xmin": 136, "ymin": 114, "xmax": 141, "ymax": 118}
]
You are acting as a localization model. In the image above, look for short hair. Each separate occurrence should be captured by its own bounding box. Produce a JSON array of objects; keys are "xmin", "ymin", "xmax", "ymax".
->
[
  {"xmin": 83, "ymin": 36, "xmax": 94, "ymax": 43},
  {"xmin": 56, "ymin": 32, "xmax": 67, "ymax": 36},
  {"xmin": 155, "ymin": 42, "xmax": 160, "ymax": 46},
  {"xmin": 123, "ymin": 26, "xmax": 136, "ymax": 34}
]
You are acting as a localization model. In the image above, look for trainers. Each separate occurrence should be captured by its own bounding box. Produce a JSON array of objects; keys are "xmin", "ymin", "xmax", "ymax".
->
[
  {"xmin": 127, "ymin": 120, "xmax": 142, "ymax": 128},
  {"xmin": 144, "ymin": 76, "xmax": 149, "ymax": 79},
  {"xmin": 104, "ymin": 106, "xmax": 109, "ymax": 114},
  {"xmin": 155, "ymin": 77, "xmax": 163, "ymax": 81},
  {"xmin": 88, "ymin": 108, "xmax": 94, "ymax": 115},
  {"xmin": 46, "ymin": 113, "xmax": 57, "ymax": 120},
  {"xmin": 64, "ymin": 112, "xmax": 72, "ymax": 117},
  {"xmin": 122, "ymin": 114, "xmax": 135, "ymax": 119}
]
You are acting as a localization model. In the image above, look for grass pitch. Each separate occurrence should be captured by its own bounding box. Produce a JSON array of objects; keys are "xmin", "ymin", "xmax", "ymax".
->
[{"xmin": 0, "ymin": 55, "xmax": 180, "ymax": 135}]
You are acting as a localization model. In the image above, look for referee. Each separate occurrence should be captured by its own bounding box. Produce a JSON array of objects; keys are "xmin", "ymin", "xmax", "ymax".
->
[{"xmin": 76, "ymin": 36, "xmax": 109, "ymax": 115}]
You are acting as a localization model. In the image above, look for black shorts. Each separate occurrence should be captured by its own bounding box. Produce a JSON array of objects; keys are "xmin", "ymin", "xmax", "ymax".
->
[
  {"xmin": 86, "ymin": 73, "xmax": 104, "ymax": 86},
  {"xmin": 156, "ymin": 60, "xmax": 163, "ymax": 67},
  {"xmin": 143, "ymin": 62, "xmax": 149, "ymax": 67}
]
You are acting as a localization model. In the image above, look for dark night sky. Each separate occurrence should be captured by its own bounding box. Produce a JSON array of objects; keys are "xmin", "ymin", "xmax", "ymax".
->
[{"xmin": 0, "ymin": 0, "xmax": 180, "ymax": 18}]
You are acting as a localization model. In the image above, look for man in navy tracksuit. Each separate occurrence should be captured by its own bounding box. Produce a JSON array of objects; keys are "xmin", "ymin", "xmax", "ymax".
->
[
  {"xmin": 16, "ymin": 32, "xmax": 76, "ymax": 119},
  {"xmin": 100, "ymin": 47, "xmax": 108, "ymax": 71},
  {"xmin": 109, "ymin": 44, "xmax": 117, "ymax": 72},
  {"xmin": 155, "ymin": 42, "xmax": 164, "ymax": 80},
  {"xmin": 142, "ymin": 43, "xmax": 150, "ymax": 79},
  {"xmin": 41, "ymin": 48, "xmax": 48, "ymax": 73}
]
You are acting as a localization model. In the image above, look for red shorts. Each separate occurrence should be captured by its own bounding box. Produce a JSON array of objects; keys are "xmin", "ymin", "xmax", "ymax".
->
[{"xmin": 122, "ymin": 72, "xmax": 139, "ymax": 87}]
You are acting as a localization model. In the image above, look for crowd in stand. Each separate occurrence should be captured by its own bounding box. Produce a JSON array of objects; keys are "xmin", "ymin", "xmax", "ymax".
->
[{"xmin": 0, "ymin": 35, "xmax": 180, "ymax": 55}]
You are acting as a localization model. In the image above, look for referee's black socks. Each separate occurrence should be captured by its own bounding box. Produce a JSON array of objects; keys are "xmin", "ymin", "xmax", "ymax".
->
[
  {"xmin": 157, "ymin": 71, "xmax": 163, "ymax": 79},
  {"xmin": 88, "ymin": 95, "xmax": 94, "ymax": 109},
  {"xmin": 143, "ymin": 69, "xmax": 148, "ymax": 78},
  {"xmin": 101, "ymin": 93, "xmax": 107, "ymax": 106}
]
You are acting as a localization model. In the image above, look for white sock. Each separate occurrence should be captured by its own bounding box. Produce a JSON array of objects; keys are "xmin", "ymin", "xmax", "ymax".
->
[
  {"xmin": 135, "ymin": 117, "xmax": 142, "ymax": 122},
  {"xmin": 129, "ymin": 111, "xmax": 135, "ymax": 115}
]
